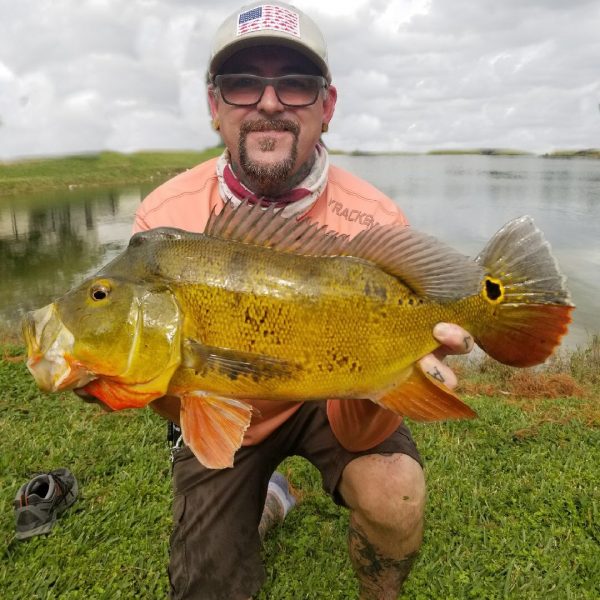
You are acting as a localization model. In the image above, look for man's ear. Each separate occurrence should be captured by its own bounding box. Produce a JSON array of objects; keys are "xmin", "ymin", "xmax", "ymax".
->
[
  {"xmin": 322, "ymin": 84, "xmax": 337, "ymax": 128},
  {"xmin": 207, "ymin": 84, "xmax": 219, "ymax": 119}
]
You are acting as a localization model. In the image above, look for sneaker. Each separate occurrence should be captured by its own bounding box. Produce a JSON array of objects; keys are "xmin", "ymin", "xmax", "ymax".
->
[
  {"xmin": 259, "ymin": 471, "xmax": 297, "ymax": 540},
  {"xmin": 13, "ymin": 468, "xmax": 78, "ymax": 541},
  {"xmin": 268, "ymin": 471, "xmax": 297, "ymax": 517}
]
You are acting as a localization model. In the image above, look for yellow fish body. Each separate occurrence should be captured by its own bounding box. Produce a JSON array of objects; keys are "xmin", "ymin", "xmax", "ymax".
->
[{"xmin": 22, "ymin": 202, "xmax": 573, "ymax": 468}]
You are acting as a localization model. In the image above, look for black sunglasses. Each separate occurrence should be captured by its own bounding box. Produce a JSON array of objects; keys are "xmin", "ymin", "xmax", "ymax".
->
[{"xmin": 214, "ymin": 74, "xmax": 328, "ymax": 107}]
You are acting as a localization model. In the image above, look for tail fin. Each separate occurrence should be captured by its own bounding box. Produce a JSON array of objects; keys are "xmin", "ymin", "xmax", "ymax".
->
[{"xmin": 474, "ymin": 216, "xmax": 574, "ymax": 367}]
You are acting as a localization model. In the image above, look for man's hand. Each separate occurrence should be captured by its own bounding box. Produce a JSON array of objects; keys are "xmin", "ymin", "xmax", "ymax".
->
[{"xmin": 418, "ymin": 322, "xmax": 474, "ymax": 390}]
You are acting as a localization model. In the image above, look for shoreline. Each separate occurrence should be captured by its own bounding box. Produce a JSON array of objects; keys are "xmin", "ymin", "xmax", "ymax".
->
[{"xmin": 1, "ymin": 147, "xmax": 599, "ymax": 197}]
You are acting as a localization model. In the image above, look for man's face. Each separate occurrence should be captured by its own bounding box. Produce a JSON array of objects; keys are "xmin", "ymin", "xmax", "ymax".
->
[{"xmin": 208, "ymin": 45, "xmax": 337, "ymax": 193}]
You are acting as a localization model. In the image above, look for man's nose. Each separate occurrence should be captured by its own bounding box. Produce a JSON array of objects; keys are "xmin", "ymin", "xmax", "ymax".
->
[{"xmin": 256, "ymin": 84, "xmax": 284, "ymax": 113}]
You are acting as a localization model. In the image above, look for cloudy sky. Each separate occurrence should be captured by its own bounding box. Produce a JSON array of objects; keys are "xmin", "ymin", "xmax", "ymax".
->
[{"xmin": 1, "ymin": 0, "xmax": 599, "ymax": 160}]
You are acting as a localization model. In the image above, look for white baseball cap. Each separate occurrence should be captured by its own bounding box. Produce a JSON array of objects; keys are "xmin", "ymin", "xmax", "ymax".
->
[{"xmin": 208, "ymin": 1, "xmax": 331, "ymax": 83}]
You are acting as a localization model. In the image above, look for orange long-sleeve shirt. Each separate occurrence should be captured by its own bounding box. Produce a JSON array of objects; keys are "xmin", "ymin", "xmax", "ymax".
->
[{"xmin": 134, "ymin": 157, "xmax": 409, "ymax": 451}]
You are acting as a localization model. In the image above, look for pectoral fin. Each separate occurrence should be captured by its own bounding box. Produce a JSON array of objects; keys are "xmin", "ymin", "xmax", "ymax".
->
[
  {"xmin": 374, "ymin": 364, "xmax": 477, "ymax": 421},
  {"xmin": 183, "ymin": 338, "xmax": 298, "ymax": 383},
  {"xmin": 179, "ymin": 392, "xmax": 253, "ymax": 469}
]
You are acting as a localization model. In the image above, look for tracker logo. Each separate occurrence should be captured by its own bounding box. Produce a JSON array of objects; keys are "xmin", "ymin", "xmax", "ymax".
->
[{"xmin": 328, "ymin": 200, "xmax": 376, "ymax": 228}]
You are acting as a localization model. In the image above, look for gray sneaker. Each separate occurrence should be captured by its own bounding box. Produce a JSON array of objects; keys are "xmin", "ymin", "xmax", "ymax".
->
[{"xmin": 13, "ymin": 468, "xmax": 78, "ymax": 541}]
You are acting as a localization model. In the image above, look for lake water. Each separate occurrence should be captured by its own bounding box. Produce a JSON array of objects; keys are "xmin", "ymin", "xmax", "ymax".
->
[{"xmin": 1, "ymin": 154, "xmax": 598, "ymax": 348}]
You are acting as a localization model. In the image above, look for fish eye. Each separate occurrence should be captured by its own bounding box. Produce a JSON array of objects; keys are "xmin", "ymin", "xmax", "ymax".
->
[{"xmin": 90, "ymin": 283, "xmax": 111, "ymax": 301}]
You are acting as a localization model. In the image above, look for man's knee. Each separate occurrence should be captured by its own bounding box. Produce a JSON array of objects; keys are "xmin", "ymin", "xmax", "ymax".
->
[{"xmin": 340, "ymin": 453, "xmax": 426, "ymax": 540}]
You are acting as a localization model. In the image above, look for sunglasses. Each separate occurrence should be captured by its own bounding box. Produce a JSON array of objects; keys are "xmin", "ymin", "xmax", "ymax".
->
[{"xmin": 213, "ymin": 74, "xmax": 328, "ymax": 107}]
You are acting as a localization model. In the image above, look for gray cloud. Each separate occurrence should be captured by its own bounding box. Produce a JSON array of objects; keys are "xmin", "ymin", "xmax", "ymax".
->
[{"xmin": 0, "ymin": 0, "xmax": 598, "ymax": 159}]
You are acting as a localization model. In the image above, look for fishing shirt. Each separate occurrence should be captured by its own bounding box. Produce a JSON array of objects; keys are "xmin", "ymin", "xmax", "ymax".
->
[{"xmin": 134, "ymin": 157, "xmax": 409, "ymax": 452}]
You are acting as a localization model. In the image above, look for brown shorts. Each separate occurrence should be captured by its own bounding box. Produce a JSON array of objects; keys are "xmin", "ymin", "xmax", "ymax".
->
[{"xmin": 168, "ymin": 400, "xmax": 422, "ymax": 600}]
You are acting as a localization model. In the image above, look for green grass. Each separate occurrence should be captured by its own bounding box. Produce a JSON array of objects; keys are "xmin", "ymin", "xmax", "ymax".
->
[
  {"xmin": 1, "ymin": 349, "xmax": 598, "ymax": 598},
  {"xmin": 0, "ymin": 148, "xmax": 223, "ymax": 196}
]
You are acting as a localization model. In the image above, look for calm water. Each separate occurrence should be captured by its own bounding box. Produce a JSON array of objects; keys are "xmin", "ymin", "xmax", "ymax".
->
[{"xmin": 1, "ymin": 155, "xmax": 598, "ymax": 347}]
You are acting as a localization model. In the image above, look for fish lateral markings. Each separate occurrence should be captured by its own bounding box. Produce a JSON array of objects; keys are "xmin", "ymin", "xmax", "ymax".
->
[{"xmin": 22, "ymin": 202, "xmax": 574, "ymax": 469}]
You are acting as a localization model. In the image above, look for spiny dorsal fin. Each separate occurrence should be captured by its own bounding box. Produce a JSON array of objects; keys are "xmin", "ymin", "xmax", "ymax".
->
[
  {"xmin": 206, "ymin": 200, "xmax": 349, "ymax": 255},
  {"xmin": 206, "ymin": 201, "xmax": 484, "ymax": 302}
]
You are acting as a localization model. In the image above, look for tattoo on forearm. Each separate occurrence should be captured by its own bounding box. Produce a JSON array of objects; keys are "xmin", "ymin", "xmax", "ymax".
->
[
  {"xmin": 348, "ymin": 518, "xmax": 417, "ymax": 599},
  {"xmin": 428, "ymin": 366, "xmax": 445, "ymax": 383}
]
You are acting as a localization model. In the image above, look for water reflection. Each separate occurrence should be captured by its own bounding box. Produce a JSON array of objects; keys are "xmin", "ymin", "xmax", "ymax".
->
[
  {"xmin": 1, "ymin": 157, "xmax": 598, "ymax": 348},
  {"xmin": 0, "ymin": 186, "xmax": 146, "ymax": 332}
]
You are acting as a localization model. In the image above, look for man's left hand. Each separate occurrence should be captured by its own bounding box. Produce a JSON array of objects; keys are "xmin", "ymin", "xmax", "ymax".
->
[{"xmin": 418, "ymin": 322, "xmax": 474, "ymax": 389}]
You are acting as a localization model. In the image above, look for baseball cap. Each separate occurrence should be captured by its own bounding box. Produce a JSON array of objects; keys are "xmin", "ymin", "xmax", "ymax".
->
[{"xmin": 208, "ymin": 1, "xmax": 331, "ymax": 83}]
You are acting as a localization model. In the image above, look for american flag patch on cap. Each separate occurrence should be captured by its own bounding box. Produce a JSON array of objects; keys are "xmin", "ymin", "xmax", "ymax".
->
[{"xmin": 237, "ymin": 4, "xmax": 301, "ymax": 38}]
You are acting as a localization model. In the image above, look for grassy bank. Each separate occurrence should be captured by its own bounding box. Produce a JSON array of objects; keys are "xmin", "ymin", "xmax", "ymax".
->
[
  {"xmin": 427, "ymin": 148, "xmax": 532, "ymax": 156},
  {"xmin": 0, "ymin": 148, "xmax": 223, "ymax": 196},
  {"xmin": 4, "ymin": 147, "xmax": 599, "ymax": 197},
  {"xmin": 542, "ymin": 149, "xmax": 600, "ymax": 160},
  {"xmin": 1, "ymin": 339, "xmax": 598, "ymax": 599}
]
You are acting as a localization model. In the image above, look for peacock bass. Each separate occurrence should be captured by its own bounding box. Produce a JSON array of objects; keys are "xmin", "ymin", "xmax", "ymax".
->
[{"xmin": 22, "ymin": 201, "xmax": 573, "ymax": 468}]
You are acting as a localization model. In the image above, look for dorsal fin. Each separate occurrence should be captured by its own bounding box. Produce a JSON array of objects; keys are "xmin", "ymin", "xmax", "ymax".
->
[
  {"xmin": 206, "ymin": 200, "xmax": 349, "ymax": 255},
  {"xmin": 206, "ymin": 201, "xmax": 483, "ymax": 301},
  {"xmin": 343, "ymin": 223, "xmax": 483, "ymax": 300}
]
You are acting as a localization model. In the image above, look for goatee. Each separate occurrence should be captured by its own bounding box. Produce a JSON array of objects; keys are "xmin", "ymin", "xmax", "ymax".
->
[{"xmin": 238, "ymin": 119, "xmax": 300, "ymax": 195}]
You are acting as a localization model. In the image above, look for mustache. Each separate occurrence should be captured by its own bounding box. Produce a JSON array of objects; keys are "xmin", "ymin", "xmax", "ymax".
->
[{"xmin": 240, "ymin": 119, "xmax": 300, "ymax": 136}]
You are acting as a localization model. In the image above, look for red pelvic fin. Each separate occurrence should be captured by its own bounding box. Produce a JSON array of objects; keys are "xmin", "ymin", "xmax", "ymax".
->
[{"xmin": 179, "ymin": 393, "xmax": 253, "ymax": 469}]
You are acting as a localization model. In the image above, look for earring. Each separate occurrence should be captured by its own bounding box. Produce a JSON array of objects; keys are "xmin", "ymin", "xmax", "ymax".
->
[
  {"xmin": 212, "ymin": 118, "xmax": 220, "ymax": 131},
  {"xmin": 321, "ymin": 122, "xmax": 329, "ymax": 133}
]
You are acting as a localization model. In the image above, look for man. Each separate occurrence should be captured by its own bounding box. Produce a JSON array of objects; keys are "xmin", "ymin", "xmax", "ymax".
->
[{"xmin": 135, "ymin": 2, "xmax": 473, "ymax": 598}]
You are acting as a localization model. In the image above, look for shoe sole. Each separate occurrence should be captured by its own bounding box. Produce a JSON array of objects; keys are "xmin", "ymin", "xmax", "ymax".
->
[{"xmin": 15, "ymin": 517, "xmax": 57, "ymax": 540}]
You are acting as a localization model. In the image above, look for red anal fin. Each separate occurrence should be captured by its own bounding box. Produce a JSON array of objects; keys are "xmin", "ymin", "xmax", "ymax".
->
[
  {"xmin": 478, "ymin": 304, "xmax": 574, "ymax": 367},
  {"xmin": 179, "ymin": 393, "xmax": 253, "ymax": 469},
  {"xmin": 374, "ymin": 364, "xmax": 477, "ymax": 422}
]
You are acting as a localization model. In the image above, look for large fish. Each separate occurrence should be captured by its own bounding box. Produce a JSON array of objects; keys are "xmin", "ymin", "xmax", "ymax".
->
[{"xmin": 22, "ymin": 202, "xmax": 573, "ymax": 468}]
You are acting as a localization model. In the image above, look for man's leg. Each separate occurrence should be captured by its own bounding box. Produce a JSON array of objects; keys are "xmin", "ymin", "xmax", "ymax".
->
[
  {"xmin": 338, "ymin": 453, "xmax": 425, "ymax": 599},
  {"xmin": 287, "ymin": 403, "xmax": 425, "ymax": 599},
  {"xmin": 168, "ymin": 421, "xmax": 294, "ymax": 547},
  {"xmin": 169, "ymin": 445, "xmax": 274, "ymax": 600}
]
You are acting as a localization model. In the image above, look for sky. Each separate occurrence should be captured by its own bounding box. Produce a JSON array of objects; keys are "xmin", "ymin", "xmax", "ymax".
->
[{"xmin": 1, "ymin": 0, "xmax": 599, "ymax": 160}]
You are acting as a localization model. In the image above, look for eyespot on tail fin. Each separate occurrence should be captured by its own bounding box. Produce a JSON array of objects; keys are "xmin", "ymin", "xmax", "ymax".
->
[
  {"xmin": 476, "ymin": 216, "xmax": 573, "ymax": 306},
  {"xmin": 179, "ymin": 393, "xmax": 252, "ymax": 469},
  {"xmin": 374, "ymin": 364, "xmax": 477, "ymax": 422},
  {"xmin": 475, "ymin": 216, "xmax": 574, "ymax": 366}
]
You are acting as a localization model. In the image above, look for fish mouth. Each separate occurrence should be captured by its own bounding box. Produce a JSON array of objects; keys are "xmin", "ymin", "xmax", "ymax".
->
[{"xmin": 22, "ymin": 304, "xmax": 96, "ymax": 392}]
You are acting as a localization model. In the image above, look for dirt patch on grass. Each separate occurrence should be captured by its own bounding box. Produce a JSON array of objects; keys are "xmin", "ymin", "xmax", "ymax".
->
[
  {"xmin": 457, "ymin": 370, "xmax": 586, "ymax": 399},
  {"xmin": 508, "ymin": 371, "xmax": 586, "ymax": 399},
  {"xmin": 457, "ymin": 365, "xmax": 598, "ymax": 434}
]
